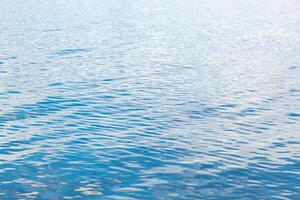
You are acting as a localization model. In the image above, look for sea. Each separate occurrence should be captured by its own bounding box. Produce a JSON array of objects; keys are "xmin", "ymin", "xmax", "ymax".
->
[{"xmin": 0, "ymin": 0, "xmax": 299, "ymax": 199}]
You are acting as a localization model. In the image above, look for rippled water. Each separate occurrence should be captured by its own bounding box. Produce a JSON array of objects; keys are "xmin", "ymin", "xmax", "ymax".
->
[{"xmin": 1, "ymin": 0, "xmax": 300, "ymax": 199}]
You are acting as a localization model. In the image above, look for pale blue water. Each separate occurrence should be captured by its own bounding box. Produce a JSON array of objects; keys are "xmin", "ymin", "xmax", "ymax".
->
[{"xmin": 0, "ymin": 0, "xmax": 300, "ymax": 199}]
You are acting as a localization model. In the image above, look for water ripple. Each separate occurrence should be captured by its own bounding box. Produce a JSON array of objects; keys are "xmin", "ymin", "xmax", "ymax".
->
[{"xmin": 0, "ymin": 0, "xmax": 299, "ymax": 199}]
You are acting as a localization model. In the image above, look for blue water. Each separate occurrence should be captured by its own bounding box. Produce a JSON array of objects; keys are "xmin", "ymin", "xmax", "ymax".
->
[{"xmin": 1, "ymin": 0, "xmax": 300, "ymax": 199}]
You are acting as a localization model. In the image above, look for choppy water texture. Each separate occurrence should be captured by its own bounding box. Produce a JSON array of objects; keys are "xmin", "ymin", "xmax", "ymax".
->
[{"xmin": 1, "ymin": 0, "xmax": 300, "ymax": 199}]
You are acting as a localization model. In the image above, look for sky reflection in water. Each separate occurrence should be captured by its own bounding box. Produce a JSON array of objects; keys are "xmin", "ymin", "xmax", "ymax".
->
[{"xmin": 0, "ymin": 0, "xmax": 299, "ymax": 199}]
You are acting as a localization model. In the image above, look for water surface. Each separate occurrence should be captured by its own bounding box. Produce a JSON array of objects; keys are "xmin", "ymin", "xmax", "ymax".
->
[{"xmin": 0, "ymin": 0, "xmax": 300, "ymax": 199}]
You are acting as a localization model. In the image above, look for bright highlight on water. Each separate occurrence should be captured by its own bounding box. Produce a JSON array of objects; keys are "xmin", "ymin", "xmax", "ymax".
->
[{"xmin": 0, "ymin": 0, "xmax": 299, "ymax": 199}]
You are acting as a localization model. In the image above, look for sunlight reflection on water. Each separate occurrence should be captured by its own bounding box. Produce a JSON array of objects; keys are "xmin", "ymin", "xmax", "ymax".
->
[{"xmin": 0, "ymin": 0, "xmax": 299, "ymax": 199}]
